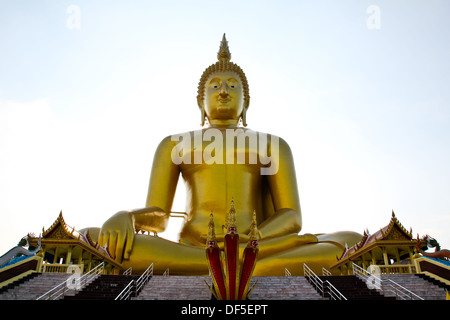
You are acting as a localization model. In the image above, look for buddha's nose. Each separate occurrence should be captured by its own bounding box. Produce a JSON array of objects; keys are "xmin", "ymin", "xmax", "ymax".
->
[{"xmin": 219, "ymin": 83, "xmax": 229, "ymax": 95}]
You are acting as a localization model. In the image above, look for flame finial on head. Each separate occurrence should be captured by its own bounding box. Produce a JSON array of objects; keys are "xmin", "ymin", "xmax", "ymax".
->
[{"xmin": 217, "ymin": 34, "xmax": 231, "ymax": 62}]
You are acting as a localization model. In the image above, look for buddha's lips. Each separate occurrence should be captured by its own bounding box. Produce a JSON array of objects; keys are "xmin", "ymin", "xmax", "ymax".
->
[{"xmin": 218, "ymin": 98, "xmax": 231, "ymax": 104}]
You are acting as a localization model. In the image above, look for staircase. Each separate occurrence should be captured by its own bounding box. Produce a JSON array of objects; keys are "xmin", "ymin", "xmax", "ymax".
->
[
  {"xmin": 0, "ymin": 271, "xmax": 40, "ymax": 295},
  {"xmin": 134, "ymin": 276, "xmax": 213, "ymax": 300},
  {"xmin": 416, "ymin": 273, "xmax": 450, "ymax": 293},
  {"xmin": 248, "ymin": 276, "xmax": 328, "ymax": 300},
  {"xmin": 319, "ymin": 275, "xmax": 396, "ymax": 300},
  {"xmin": 2, "ymin": 272, "xmax": 446, "ymax": 300},
  {"xmin": 380, "ymin": 274, "xmax": 447, "ymax": 300},
  {"xmin": 134, "ymin": 275, "xmax": 327, "ymax": 300},
  {"xmin": 0, "ymin": 273, "xmax": 71, "ymax": 300},
  {"xmin": 64, "ymin": 274, "xmax": 140, "ymax": 300}
]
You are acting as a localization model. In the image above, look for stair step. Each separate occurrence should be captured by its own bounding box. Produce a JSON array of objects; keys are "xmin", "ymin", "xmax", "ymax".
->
[
  {"xmin": 0, "ymin": 273, "xmax": 72, "ymax": 300},
  {"xmin": 64, "ymin": 274, "xmax": 140, "ymax": 300},
  {"xmin": 380, "ymin": 274, "xmax": 447, "ymax": 300},
  {"xmin": 134, "ymin": 276, "xmax": 212, "ymax": 300},
  {"xmin": 2, "ymin": 272, "xmax": 447, "ymax": 300},
  {"xmin": 248, "ymin": 277, "xmax": 328, "ymax": 300},
  {"xmin": 319, "ymin": 275, "xmax": 395, "ymax": 301}
]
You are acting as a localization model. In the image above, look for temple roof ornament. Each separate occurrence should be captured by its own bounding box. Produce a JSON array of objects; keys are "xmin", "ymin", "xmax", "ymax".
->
[
  {"xmin": 334, "ymin": 210, "xmax": 426, "ymax": 265},
  {"xmin": 42, "ymin": 211, "xmax": 86, "ymax": 242},
  {"xmin": 32, "ymin": 211, "xmax": 119, "ymax": 266}
]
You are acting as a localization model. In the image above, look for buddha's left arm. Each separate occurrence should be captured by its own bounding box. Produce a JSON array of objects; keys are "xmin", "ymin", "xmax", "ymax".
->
[{"xmin": 258, "ymin": 137, "xmax": 302, "ymax": 239}]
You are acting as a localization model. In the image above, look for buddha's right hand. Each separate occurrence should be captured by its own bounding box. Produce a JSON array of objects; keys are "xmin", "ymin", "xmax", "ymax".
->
[{"xmin": 98, "ymin": 210, "xmax": 135, "ymax": 263}]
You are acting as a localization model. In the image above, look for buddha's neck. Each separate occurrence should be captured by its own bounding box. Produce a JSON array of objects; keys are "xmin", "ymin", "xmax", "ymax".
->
[{"xmin": 208, "ymin": 119, "xmax": 239, "ymax": 128}]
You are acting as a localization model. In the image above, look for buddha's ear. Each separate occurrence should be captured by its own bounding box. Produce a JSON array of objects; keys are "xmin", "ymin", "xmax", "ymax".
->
[
  {"xmin": 200, "ymin": 106, "xmax": 206, "ymax": 127},
  {"xmin": 198, "ymin": 96, "xmax": 206, "ymax": 126},
  {"xmin": 241, "ymin": 106, "xmax": 248, "ymax": 127}
]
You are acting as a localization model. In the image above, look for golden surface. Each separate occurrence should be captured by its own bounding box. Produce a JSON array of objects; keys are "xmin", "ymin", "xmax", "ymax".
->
[{"xmin": 93, "ymin": 35, "xmax": 361, "ymax": 276}]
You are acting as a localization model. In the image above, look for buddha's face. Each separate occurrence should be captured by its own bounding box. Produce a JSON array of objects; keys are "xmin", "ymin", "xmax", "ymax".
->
[{"xmin": 203, "ymin": 71, "xmax": 244, "ymax": 123}]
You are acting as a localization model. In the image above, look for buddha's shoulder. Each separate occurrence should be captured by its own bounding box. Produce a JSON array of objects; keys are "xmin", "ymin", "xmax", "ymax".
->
[
  {"xmin": 155, "ymin": 130, "xmax": 197, "ymax": 149},
  {"xmin": 158, "ymin": 130, "xmax": 200, "ymax": 142},
  {"xmin": 244, "ymin": 129, "xmax": 291, "ymax": 148},
  {"xmin": 156, "ymin": 128, "xmax": 291, "ymax": 148}
]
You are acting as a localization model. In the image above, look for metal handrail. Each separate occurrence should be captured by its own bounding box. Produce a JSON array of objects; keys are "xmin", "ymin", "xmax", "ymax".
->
[
  {"xmin": 351, "ymin": 262, "xmax": 423, "ymax": 300},
  {"xmin": 135, "ymin": 263, "xmax": 154, "ymax": 296},
  {"xmin": 324, "ymin": 281, "xmax": 347, "ymax": 300},
  {"xmin": 79, "ymin": 262, "xmax": 104, "ymax": 287},
  {"xmin": 170, "ymin": 211, "xmax": 188, "ymax": 220},
  {"xmin": 352, "ymin": 262, "xmax": 378, "ymax": 287},
  {"xmin": 322, "ymin": 267, "xmax": 332, "ymax": 276},
  {"xmin": 304, "ymin": 263, "xmax": 325, "ymax": 296},
  {"xmin": 123, "ymin": 267, "xmax": 132, "ymax": 275},
  {"xmin": 304, "ymin": 263, "xmax": 346, "ymax": 300},
  {"xmin": 115, "ymin": 280, "xmax": 135, "ymax": 300},
  {"xmin": 36, "ymin": 262, "xmax": 104, "ymax": 300},
  {"xmin": 383, "ymin": 278, "xmax": 424, "ymax": 300},
  {"xmin": 35, "ymin": 275, "xmax": 71, "ymax": 300}
]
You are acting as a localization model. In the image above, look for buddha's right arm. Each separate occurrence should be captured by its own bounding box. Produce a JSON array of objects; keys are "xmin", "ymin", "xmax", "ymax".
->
[
  {"xmin": 135, "ymin": 135, "xmax": 180, "ymax": 233},
  {"xmin": 99, "ymin": 137, "xmax": 179, "ymax": 261}
]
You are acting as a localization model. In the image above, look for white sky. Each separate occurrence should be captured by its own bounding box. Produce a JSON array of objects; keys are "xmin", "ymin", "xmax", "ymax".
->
[{"xmin": 1, "ymin": 0, "xmax": 449, "ymax": 257}]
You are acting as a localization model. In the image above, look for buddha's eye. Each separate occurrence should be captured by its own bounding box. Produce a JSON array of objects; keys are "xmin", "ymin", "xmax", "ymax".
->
[
  {"xmin": 210, "ymin": 81, "xmax": 220, "ymax": 89},
  {"xmin": 228, "ymin": 81, "xmax": 238, "ymax": 89}
]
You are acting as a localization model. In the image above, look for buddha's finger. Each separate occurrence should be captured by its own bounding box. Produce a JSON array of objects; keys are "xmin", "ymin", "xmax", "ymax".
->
[
  {"xmin": 115, "ymin": 231, "xmax": 126, "ymax": 263},
  {"xmin": 124, "ymin": 230, "xmax": 134, "ymax": 260},
  {"xmin": 98, "ymin": 231, "xmax": 107, "ymax": 248},
  {"xmin": 108, "ymin": 231, "xmax": 118, "ymax": 259}
]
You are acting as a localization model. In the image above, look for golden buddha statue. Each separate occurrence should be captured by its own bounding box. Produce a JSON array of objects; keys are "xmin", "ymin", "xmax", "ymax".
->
[{"xmin": 87, "ymin": 35, "xmax": 362, "ymax": 276}]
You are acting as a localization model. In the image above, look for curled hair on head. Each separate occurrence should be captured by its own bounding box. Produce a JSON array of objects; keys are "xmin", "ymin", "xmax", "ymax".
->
[{"xmin": 196, "ymin": 34, "xmax": 250, "ymax": 126}]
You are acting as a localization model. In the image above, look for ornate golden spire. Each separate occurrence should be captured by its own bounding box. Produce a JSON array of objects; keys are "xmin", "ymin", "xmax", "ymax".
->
[
  {"xmin": 248, "ymin": 210, "xmax": 259, "ymax": 244},
  {"xmin": 206, "ymin": 211, "xmax": 217, "ymax": 247},
  {"xmin": 224, "ymin": 198, "xmax": 237, "ymax": 234},
  {"xmin": 217, "ymin": 33, "xmax": 231, "ymax": 61}
]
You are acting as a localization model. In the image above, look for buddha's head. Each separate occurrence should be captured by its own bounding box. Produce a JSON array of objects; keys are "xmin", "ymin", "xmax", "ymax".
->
[{"xmin": 197, "ymin": 34, "xmax": 250, "ymax": 127}]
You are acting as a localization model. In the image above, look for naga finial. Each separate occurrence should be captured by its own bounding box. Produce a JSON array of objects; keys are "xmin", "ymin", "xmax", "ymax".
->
[
  {"xmin": 207, "ymin": 211, "xmax": 217, "ymax": 247},
  {"xmin": 248, "ymin": 210, "xmax": 259, "ymax": 248},
  {"xmin": 217, "ymin": 33, "xmax": 231, "ymax": 62},
  {"xmin": 225, "ymin": 198, "xmax": 237, "ymax": 234},
  {"xmin": 248, "ymin": 211, "xmax": 258, "ymax": 239}
]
